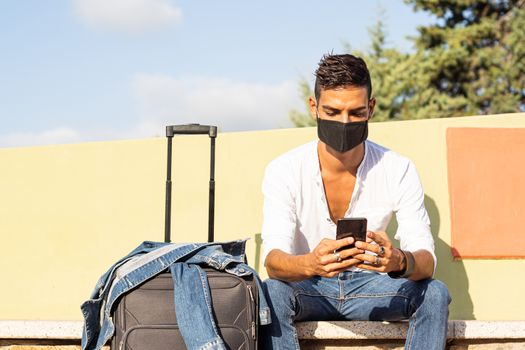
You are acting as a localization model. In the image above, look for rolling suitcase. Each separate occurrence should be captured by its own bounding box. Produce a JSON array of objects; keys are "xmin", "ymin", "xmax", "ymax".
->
[{"xmin": 111, "ymin": 124, "xmax": 258, "ymax": 350}]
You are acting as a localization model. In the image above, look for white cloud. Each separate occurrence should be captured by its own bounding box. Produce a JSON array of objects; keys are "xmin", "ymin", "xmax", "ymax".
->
[
  {"xmin": 0, "ymin": 127, "xmax": 82, "ymax": 148},
  {"xmin": 131, "ymin": 74, "xmax": 302, "ymax": 135},
  {"xmin": 74, "ymin": 0, "xmax": 182, "ymax": 34},
  {"xmin": 0, "ymin": 76, "xmax": 304, "ymax": 148}
]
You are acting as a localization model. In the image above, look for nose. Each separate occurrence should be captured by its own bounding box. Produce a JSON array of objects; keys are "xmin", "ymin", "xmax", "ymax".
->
[
  {"xmin": 342, "ymin": 112, "xmax": 359, "ymax": 123},
  {"xmin": 343, "ymin": 114, "xmax": 364, "ymax": 123},
  {"xmin": 346, "ymin": 113, "xmax": 369, "ymax": 123},
  {"xmin": 341, "ymin": 114, "xmax": 351, "ymax": 123},
  {"xmin": 344, "ymin": 111, "xmax": 366, "ymax": 123}
]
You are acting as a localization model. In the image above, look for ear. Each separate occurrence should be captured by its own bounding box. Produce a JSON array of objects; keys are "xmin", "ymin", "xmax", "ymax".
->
[
  {"xmin": 309, "ymin": 96, "xmax": 318, "ymax": 122},
  {"xmin": 368, "ymin": 97, "xmax": 376, "ymax": 119}
]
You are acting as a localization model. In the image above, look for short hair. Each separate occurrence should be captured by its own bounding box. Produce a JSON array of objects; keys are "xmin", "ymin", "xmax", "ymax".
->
[{"xmin": 314, "ymin": 54, "xmax": 372, "ymax": 100}]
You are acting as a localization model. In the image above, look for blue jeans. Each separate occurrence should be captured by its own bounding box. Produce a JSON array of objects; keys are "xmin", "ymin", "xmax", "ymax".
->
[{"xmin": 261, "ymin": 271, "xmax": 451, "ymax": 350}]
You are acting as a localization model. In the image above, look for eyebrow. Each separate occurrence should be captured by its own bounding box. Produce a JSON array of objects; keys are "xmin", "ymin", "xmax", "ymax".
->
[{"xmin": 322, "ymin": 106, "xmax": 368, "ymax": 114}]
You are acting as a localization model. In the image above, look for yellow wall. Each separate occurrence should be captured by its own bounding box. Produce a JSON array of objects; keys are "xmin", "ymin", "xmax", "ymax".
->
[{"xmin": 1, "ymin": 113, "xmax": 524, "ymax": 321}]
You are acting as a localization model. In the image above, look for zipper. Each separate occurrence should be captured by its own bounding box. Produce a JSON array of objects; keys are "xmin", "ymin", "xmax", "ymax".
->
[
  {"xmin": 247, "ymin": 284, "xmax": 258, "ymax": 341},
  {"xmin": 247, "ymin": 285, "xmax": 255, "ymax": 302}
]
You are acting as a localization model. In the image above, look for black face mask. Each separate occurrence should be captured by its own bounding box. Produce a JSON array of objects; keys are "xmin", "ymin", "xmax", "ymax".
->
[{"xmin": 317, "ymin": 117, "xmax": 368, "ymax": 153}]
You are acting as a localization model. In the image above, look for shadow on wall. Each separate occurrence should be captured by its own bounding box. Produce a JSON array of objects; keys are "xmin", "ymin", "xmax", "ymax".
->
[
  {"xmin": 254, "ymin": 233, "xmax": 262, "ymax": 274},
  {"xmin": 425, "ymin": 195, "xmax": 474, "ymax": 320},
  {"xmin": 386, "ymin": 195, "xmax": 474, "ymax": 320}
]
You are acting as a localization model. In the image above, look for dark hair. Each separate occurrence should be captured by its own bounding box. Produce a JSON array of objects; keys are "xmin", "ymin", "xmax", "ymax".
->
[{"xmin": 314, "ymin": 54, "xmax": 372, "ymax": 100}]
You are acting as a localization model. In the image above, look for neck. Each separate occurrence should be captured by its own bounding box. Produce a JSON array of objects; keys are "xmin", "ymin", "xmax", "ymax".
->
[{"xmin": 317, "ymin": 141, "xmax": 365, "ymax": 175}]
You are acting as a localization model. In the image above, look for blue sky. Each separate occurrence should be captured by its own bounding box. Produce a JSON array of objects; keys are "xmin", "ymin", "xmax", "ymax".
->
[{"xmin": 0, "ymin": 1, "xmax": 434, "ymax": 147}]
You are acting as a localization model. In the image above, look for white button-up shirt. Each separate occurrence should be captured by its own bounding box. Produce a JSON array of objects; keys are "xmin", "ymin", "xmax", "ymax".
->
[{"xmin": 261, "ymin": 140, "xmax": 436, "ymax": 271}]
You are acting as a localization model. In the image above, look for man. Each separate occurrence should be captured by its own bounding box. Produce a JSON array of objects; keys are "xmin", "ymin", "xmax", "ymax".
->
[{"xmin": 260, "ymin": 54, "xmax": 450, "ymax": 349}]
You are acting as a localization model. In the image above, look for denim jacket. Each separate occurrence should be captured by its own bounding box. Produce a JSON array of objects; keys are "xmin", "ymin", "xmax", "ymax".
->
[{"xmin": 81, "ymin": 239, "xmax": 271, "ymax": 350}]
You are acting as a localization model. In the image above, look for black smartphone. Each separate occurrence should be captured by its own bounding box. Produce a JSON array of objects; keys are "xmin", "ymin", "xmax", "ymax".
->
[{"xmin": 336, "ymin": 218, "xmax": 367, "ymax": 251}]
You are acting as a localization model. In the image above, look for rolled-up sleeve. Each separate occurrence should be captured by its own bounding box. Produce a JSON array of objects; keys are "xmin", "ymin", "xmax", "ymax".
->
[
  {"xmin": 393, "ymin": 160, "xmax": 437, "ymax": 275},
  {"xmin": 261, "ymin": 160, "xmax": 297, "ymax": 265}
]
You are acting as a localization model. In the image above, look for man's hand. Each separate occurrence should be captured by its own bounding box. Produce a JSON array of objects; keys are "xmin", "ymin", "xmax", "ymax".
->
[
  {"xmin": 351, "ymin": 231, "xmax": 435, "ymax": 280},
  {"xmin": 305, "ymin": 237, "xmax": 365, "ymax": 278},
  {"xmin": 352, "ymin": 231, "xmax": 404, "ymax": 273},
  {"xmin": 264, "ymin": 237, "xmax": 364, "ymax": 281}
]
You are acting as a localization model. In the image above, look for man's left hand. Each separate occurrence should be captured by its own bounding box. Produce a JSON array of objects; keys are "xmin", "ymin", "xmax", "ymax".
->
[{"xmin": 353, "ymin": 231, "xmax": 403, "ymax": 273}]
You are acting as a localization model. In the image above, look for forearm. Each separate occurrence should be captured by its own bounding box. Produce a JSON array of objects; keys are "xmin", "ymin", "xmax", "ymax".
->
[
  {"xmin": 387, "ymin": 248, "xmax": 434, "ymax": 281},
  {"xmin": 265, "ymin": 249, "xmax": 314, "ymax": 282},
  {"xmin": 407, "ymin": 249, "xmax": 435, "ymax": 281}
]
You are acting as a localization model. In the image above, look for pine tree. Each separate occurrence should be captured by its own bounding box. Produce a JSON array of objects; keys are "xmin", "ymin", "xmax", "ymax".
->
[
  {"xmin": 288, "ymin": 78, "xmax": 316, "ymax": 127},
  {"xmin": 403, "ymin": 0, "xmax": 525, "ymax": 118},
  {"xmin": 349, "ymin": 9, "xmax": 411, "ymax": 121}
]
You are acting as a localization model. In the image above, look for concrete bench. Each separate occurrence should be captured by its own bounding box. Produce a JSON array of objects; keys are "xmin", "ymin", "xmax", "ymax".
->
[
  {"xmin": 1, "ymin": 320, "xmax": 525, "ymax": 349},
  {"xmin": 296, "ymin": 320, "xmax": 525, "ymax": 349}
]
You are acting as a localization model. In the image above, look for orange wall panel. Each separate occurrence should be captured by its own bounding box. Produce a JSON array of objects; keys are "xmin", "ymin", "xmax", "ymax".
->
[{"xmin": 447, "ymin": 127, "xmax": 525, "ymax": 259}]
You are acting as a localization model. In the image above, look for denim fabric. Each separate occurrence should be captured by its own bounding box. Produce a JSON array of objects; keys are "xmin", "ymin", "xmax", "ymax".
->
[
  {"xmin": 261, "ymin": 271, "xmax": 451, "ymax": 350},
  {"xmin": 169, "ymin": 244, "xmax": 270, "ymax": 350},
  {"xmin": 170, "ymin": 263, "xmax": 227, "ymax": 350},
  {"xmin": 81, "ymin": 240, "xmax": 270, "ymax": 350}
]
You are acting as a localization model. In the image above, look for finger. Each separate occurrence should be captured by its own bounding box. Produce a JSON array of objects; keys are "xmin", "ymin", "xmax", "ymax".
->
[
  {"xmin": 318, "ymin": 237, "xmax": 355, "ymax": 255},
  {"xmin": 355, "ymin": 263, "xmax": 385, "ymax": 272},
  {"xmin": 366, "ymin": 231, "xmax": 390, "ymax": 246},
  {"xmin": 337, "ymin": 246, "xmax": 365, "ymax": 259},
  {"xmin": 319, "ymin": 247, "xmax": 359, "ymax": 265},
  {"xmin": 354, "ymin": 241, "xmax": 389, "ymax": 258},
  {"xmin": 320, "ymin": 262, "xmax": 342, "ymax": 275},
  {"xmin": 334, "ymin": 237, "xmax": 355, "ymax": 250},
  {"xmin": 320, "ymin": 246, "xmax": 362, "ymax": 265},
  {"xmin": 319, "ymin": 252, "xmax": 340, "ymax": 265},
  {"xmin": 339, "ymin": 257, "xmax": 362, "ymax": 269},
  {"xmin": 353, "ymin": 253, "xmax": 384, "ymax": 266},
  {"xmin": 331, "ymin": 259, "xmax": 362, "ymax": 274},
  {"xmin": 322, "ymin": 258, "xmax": 361, "ymax": 274}
]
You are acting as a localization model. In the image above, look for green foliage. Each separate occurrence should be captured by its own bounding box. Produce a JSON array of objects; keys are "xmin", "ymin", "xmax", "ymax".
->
[
  {"xmin": 349, "ymin": 10, "xmax": 412, "ymax": 122},
  {"xmin": 289, "ymin": 1, "xmax": 525, "ymax": 127},
  {"xmin": 288, "ymin": 78, "xmax": 316, "ymax": 127},
  {"xmin": 404, "ymin": 0, "xmax": 525, "ymax": 118}
]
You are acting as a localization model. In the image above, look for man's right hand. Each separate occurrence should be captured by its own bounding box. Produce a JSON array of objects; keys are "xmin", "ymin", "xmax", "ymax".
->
[{"xmin": 305, "ymin": 237, "xmax": 364, "ymax": 278}]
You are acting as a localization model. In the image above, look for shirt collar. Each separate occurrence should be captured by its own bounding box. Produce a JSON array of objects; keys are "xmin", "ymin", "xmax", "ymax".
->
[{"xmin": 313, "ymin": 140, "xmax": 369, "ymax": 183}]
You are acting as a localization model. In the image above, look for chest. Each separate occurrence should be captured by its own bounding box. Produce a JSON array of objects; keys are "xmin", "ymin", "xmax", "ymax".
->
[{"xmin": 321, "ymin": 172, "xmax": 356, "ymax": 222}]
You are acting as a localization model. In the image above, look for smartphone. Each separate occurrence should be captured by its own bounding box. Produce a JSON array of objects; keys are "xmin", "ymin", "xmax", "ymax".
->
[{"xmin": 336, "ymin": 218, "xmax": 367, "ymax": 251}]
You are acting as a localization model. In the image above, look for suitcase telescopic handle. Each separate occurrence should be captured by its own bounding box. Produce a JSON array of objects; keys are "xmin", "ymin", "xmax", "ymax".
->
[
  {"xmin": 165, "ymin": 124, "xmax": 217, "ymax": 243},
  {"xmin": 166, "ymin": 124, "xmax": 217, "ymax": 138}
]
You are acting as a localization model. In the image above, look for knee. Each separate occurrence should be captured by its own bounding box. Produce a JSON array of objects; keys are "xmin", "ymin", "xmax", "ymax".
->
[
  {"xmin": 425, "ymin": 279, "xmax": 451, "ymax": 308},
  {"xmin": 263, "ymin": 278, "xmax": 295, "ymax": 311}
]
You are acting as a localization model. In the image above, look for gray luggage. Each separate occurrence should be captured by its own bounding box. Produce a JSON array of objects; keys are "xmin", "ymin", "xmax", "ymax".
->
[
  {"xmin": 111, "ymin": 269, "xmax": 258, "ymax": 349},
  {"xmin": 110, "ymin": 124, "xmax": 258, "ymax": 349}
]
